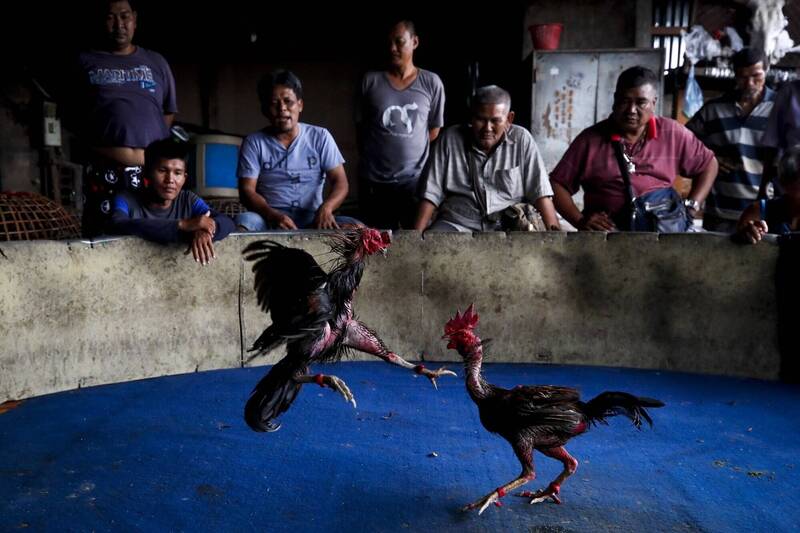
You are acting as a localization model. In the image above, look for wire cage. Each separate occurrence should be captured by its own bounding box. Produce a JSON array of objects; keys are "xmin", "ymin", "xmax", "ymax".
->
[
  {"xmin": 0, "ymin": 192, "xmax": 81, "ymax": 241},
  {"xmin": 205, "ymin": 197, "xmax": 247, "ymax": 219}
]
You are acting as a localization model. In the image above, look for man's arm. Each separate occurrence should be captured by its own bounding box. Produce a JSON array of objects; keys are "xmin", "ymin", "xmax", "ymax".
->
[
  {"xmin": 551, "ymin": 181, "xmax": 615, "ymax": 231},
  {"xmin": 164, "ymin": 113, "xmax": 175, "ymax": 128},
  {"xmin": 686, "ymin": 157, "xmax": 719, "ymax": 212},
  {"xmin": 414, "ymin": 199, "xmax": 438, "ymax": 231},
  {"xmin": 533, "ymin": 196, "xmax": 560, "ymax": 230},
  {"xmin": 314, "ymin": 164, "xmax": 349, "ymax": 229},
  {"xmin": 209, "ymin": 212, "xmax": 235, "ymax": 241},
  {"xmin": 429, "ymin": 127, "xmax": 441, "ymax": 142},
  {"xmin": 736, "ymin": 201, "xmax": 768, "ymax": 244},
  {"xmin": 238, "ymin": 178, "xmax": 297, "ymax": 230}
]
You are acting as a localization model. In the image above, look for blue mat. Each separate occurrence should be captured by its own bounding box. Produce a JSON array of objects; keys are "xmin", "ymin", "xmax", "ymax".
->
[{"xmin": 1, "ymin": 362, "xmax": 798, "ymax": 532}]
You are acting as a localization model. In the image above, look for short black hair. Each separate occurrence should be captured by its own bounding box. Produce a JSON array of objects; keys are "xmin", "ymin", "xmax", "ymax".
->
[
  {"xmin": 732, "ymin": 47, "xmax": 767, "ymax": 71},
  {"xmin": 615, "ymin": 66, "xmax": 659, "ymax": 94},
  {"xmin": 257, "ymin": 70, "xmax": 303, "ymax": 111},
  {"xmin": 472, "ymin": 85, "xmax": 512, "ymax": 110},
  {"xmin": 390, "ymin": 19, "xmax": 416, "ymax": 37},
  {"xmin": 144, "ymin": 138, "xmax": 189, "ymax": 171},
  {"xmin": 95, "ymin": 0, "xmax": 137, "ymax": 17}
]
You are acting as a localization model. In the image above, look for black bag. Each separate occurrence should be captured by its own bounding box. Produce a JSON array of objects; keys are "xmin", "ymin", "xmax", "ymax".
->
[
  {"xmin": 611, "ymin": 139, "xmax": 692, "ymax": 232},
  {"xmin": 630, "ymin": 187, "xmax": 692, "ymax": 232}
]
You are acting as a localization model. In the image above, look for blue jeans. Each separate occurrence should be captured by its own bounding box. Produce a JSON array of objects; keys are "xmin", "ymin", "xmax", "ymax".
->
[{"xmin": 235, "ymin": 208, "xmax": 362, "ymax": 231}]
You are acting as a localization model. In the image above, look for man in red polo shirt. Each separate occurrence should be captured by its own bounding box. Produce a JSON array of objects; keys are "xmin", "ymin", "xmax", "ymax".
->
[{"xmin": 550, "ymin": 66, "xmax": 718, "ymax": 231}]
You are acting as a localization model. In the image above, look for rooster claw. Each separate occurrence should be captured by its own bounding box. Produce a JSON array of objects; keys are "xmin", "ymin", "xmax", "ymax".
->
[
  {"xmin": 323, "ymin": 375, "xmax": 357, "ymax": 409},
  {"xmin": 462, "ymin": 490, "xmax": 502, "ymax": 515},
  {"xmin": 518, "ymin": 485, "xmax": 562, "ymax": 505},
  {"xmin": 421, "ymin": 367, "xmax": 458, "ymax": 390}
]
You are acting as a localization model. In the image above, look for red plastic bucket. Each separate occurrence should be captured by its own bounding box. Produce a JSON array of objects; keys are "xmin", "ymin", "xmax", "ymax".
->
[{"xmin": 529, "ymin": 23, "xmax": 563, "ymax": 50}]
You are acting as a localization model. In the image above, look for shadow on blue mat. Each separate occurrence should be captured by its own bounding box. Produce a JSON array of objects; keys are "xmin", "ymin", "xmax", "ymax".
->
[{"xmin": 1, "ymin": 362, "xmax": 798, "ymax": 532}]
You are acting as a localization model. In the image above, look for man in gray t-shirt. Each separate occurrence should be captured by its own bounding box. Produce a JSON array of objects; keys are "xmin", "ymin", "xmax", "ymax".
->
[
  {"xmin": 415, "ymin": 86, "xmax": 560, "ymax": 233},
  {"xmin": 356, "ymin": 19, "xmax": 445, "ymax": 230}
]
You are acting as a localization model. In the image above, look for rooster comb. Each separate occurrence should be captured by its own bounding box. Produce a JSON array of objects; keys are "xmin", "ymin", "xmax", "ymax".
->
[{"xmin": 444, "ymin": 304, "xmax": 479, "ymax": 336}]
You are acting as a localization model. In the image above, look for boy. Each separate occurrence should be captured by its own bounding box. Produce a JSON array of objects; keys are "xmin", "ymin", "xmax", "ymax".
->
[{"xmin": 110, "ymin": 139, "xmax": 235, "ymax": 264}]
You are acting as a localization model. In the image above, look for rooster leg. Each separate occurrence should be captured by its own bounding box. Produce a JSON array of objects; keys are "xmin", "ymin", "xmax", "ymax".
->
[
  {"xmin": 343, "ymin": 319, "xmax": 456, "ymax": 388},
  {"xmin": 463, "ymin": 443, "xmax": 535, "ymax": 514},
  {"xmin": 519, "ymin": 446, "xmax": 578, "ymax": 505},
  {"xmin": 295, "ymin": 374, "xmax": 357, "ymax": 408}
]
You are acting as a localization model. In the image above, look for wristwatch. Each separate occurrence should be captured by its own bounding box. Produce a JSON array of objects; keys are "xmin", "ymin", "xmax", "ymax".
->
[{"xmin": 683, "ymin": 198, "xmax": 701, "ymax": 212}]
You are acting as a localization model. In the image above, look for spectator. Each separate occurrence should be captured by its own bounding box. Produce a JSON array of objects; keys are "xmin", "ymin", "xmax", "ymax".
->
[
  {"xmin": 356, "ymin": 19, "xmax": 445, "ymax": 229},
  {"xmin": 110, "ymin": 139, "xmax": 235, "ymax": 265},
  {"xmin": 236, "ymin": 70, "xmax": 360, "ymax": 231},
  {"xmin": 550, "ymin": 66, "xmax": 717, "ymax": 231},
  {"xmin": 414, "ymin": 85, "xmax": 559, "ymax": 232},
  {"xmin": 687, "ymin": 48, "xmax": 775, "ymax": 232}
]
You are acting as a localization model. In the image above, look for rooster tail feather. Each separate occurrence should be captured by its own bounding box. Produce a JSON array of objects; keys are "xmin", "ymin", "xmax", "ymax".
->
[
  {"xmin": 583, "ymin": 391, "xmax": 665, "ymax": 429},
  {"xmin": 244, "ymin": 357, "xmax": 307, "ymax": 432}
]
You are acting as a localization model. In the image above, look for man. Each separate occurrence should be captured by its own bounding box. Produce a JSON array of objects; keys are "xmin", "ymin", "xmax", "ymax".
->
[
  {"xmin": 550, "ymin": 66, "xmax": 717, "ymax": 231},
  {"xmin": 75, "ymin": 0, "xmax": 178, "ymax": 237},
  {"xmin": 357, "ymin": 19, "xmax": 445, "ymax": 229},
  {"xmin": 760, "ymin": 63, "xmax": 800, "ymax": 199},
  {"xmin": 110, "ymin": 139, "xmax": 235, "ymax": 265},
  {"xmin": 414, "ymin": 85, "xmax": 559, "ymax": 232},
  {"xmin": 236, "ymin": 70, "xmax": 360, "ymax": 231},
  {"xmin": 687, "ymin": 48, "xmax": 775, "ymax": 232}
]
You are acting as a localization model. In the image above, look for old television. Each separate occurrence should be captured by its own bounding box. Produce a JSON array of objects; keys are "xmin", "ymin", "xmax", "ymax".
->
[{"xmin": 188, "ymin": 134, "xmax": 242, "ymax": 198}]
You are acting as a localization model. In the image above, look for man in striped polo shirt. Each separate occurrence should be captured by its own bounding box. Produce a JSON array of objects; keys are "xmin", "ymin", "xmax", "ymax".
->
[{"xmin": 686, "ymin": 48, "xmax": 775, "ymax": 232}]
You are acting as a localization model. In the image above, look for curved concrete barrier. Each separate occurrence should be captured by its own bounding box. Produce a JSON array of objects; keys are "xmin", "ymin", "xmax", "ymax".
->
[{"xmin": 0, "ymin": 231, "xmax": 781, "ymax": 401}]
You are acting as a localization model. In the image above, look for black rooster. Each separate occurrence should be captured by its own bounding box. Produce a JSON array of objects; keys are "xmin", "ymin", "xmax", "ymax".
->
[
  {"xmin": 443, "ymin": 305, "xmax": 664, "ymax": 514},
  {"xmin": 243, "ymin": 228, "xmax": 455, "ymax": 432}
]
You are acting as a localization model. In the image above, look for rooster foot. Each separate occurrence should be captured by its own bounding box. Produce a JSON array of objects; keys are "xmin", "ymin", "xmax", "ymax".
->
[
  {"xmin": 518, "ymin": 482, "xmax": 561, "ymax": 505},
  {"xmin": 461, "ymin": 490, "xmax": 502, "ymax": 515},
  {"xmin": 322, "ymin": 375, "xmax": 357, "ymax": 408},
  {"xmin": 418, "ymin": 366, "xmax": 458, "ymax": 390}
]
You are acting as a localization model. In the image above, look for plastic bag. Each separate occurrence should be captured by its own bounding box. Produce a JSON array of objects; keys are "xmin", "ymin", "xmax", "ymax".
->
[{"xmin": 684, "ymin": 65, "xmax": 704, "ymax": 119}]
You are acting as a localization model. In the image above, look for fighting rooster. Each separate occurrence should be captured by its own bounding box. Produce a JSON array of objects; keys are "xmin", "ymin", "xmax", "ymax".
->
[
  {"xmin": 243, "ymin": 228, "xmax": 455, "ymax": 432},
  {"xmin": 443, "ymin": 305, "xmax": 664, "ymax": 514}
]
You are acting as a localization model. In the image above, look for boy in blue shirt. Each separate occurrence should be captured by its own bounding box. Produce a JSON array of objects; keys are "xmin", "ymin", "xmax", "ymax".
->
[{"xmin": 111, "ymin": 139, "xmax": 235, "ymax": 264}]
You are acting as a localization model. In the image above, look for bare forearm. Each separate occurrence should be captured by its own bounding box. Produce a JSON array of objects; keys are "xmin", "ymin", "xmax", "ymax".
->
[
  {"xmin": 240, "ymin": 187, "xmax": 279, "ymax": 220},
  {"xmin": 322, "ymin": 176, "xmax": 348, "ymax": 212},
  {"xmin": 687, "ymin": 158, "xmax": 718, "ymax": 204},
  {"xmin": 414, "ymin": 199, "xmax": 437, "ymax": 231},
  {"xmin": 534, "ymin": 196, "xmax": 560, "ymax": 230},
  {"xmin": 551, "ymin": 182, "xmax": 583, "ymax": 227}
]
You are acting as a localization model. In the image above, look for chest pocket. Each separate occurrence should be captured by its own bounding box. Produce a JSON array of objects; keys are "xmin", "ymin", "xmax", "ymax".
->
[{"xmin": 485, "ymin": 167, "xmax": 524, "ymax": 214}]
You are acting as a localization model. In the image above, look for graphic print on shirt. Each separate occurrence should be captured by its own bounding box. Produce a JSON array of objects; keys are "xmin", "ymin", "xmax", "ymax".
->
[
  {"xmin": 88, "ymin": 65, "xmax": 159, "ymax": 93},
  {"xmin": 381, "ymin": 103, "xmax": 418, "ymax": 137}
]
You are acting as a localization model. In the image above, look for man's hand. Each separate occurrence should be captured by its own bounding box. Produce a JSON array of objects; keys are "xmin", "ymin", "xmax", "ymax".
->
[
  {"xmin": 187, "ymin": 230, "xmax": 216, "ymax": 265},
  {"xmin": 313, "ymin": 204, "xmax": 339, "ymax": 230},
  {"xmin": 739, "ymin": 219, "xmax": 768, "ymax": 244},
  {"xmin": 267, "ymin": 210, "xmax": 298, "ymax": 230},
  {"xmin": 179, "ymin": 211, "xmax": 216, "ymax": 236},
  {"xmin": 577, "ymin": 212, "xmax": 616, "ymax": 231}
]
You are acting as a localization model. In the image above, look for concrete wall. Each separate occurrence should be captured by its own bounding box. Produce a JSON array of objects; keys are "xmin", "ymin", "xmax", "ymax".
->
[{"xmin": 0, "ymin": 232, "xmax": 780, "ymax": 402}]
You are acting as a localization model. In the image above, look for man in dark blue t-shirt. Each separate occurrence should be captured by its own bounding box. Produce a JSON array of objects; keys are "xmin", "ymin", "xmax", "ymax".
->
[
  {"xmin": 75, "ymin": 0, "xmax": 178, "ymax": 237},
  {"xmin": 111, "ymin": 139, "xmax": 234, "ymax": 265}
]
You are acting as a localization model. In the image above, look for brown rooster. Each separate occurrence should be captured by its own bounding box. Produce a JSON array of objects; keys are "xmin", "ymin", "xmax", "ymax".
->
[
  {"xmin": 242, "ymin": 228, "xmax": 456, "ymax": 433},
  {"xmin": 443, "ymin": 305, "xmax": 664, "ymax": 514}
]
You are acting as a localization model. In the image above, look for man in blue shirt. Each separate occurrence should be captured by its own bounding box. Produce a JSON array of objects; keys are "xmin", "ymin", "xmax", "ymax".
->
[
  {"xmin": 111, "ymin": 139, "xmax": 235, "ymax": 265},
  {"xmin": 74, "ymin": 0, "xmax": 178, "ymax": 237},
  {"xmin": 236, "ymin": 70, "xmax": 360, "ymax": 231}
]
